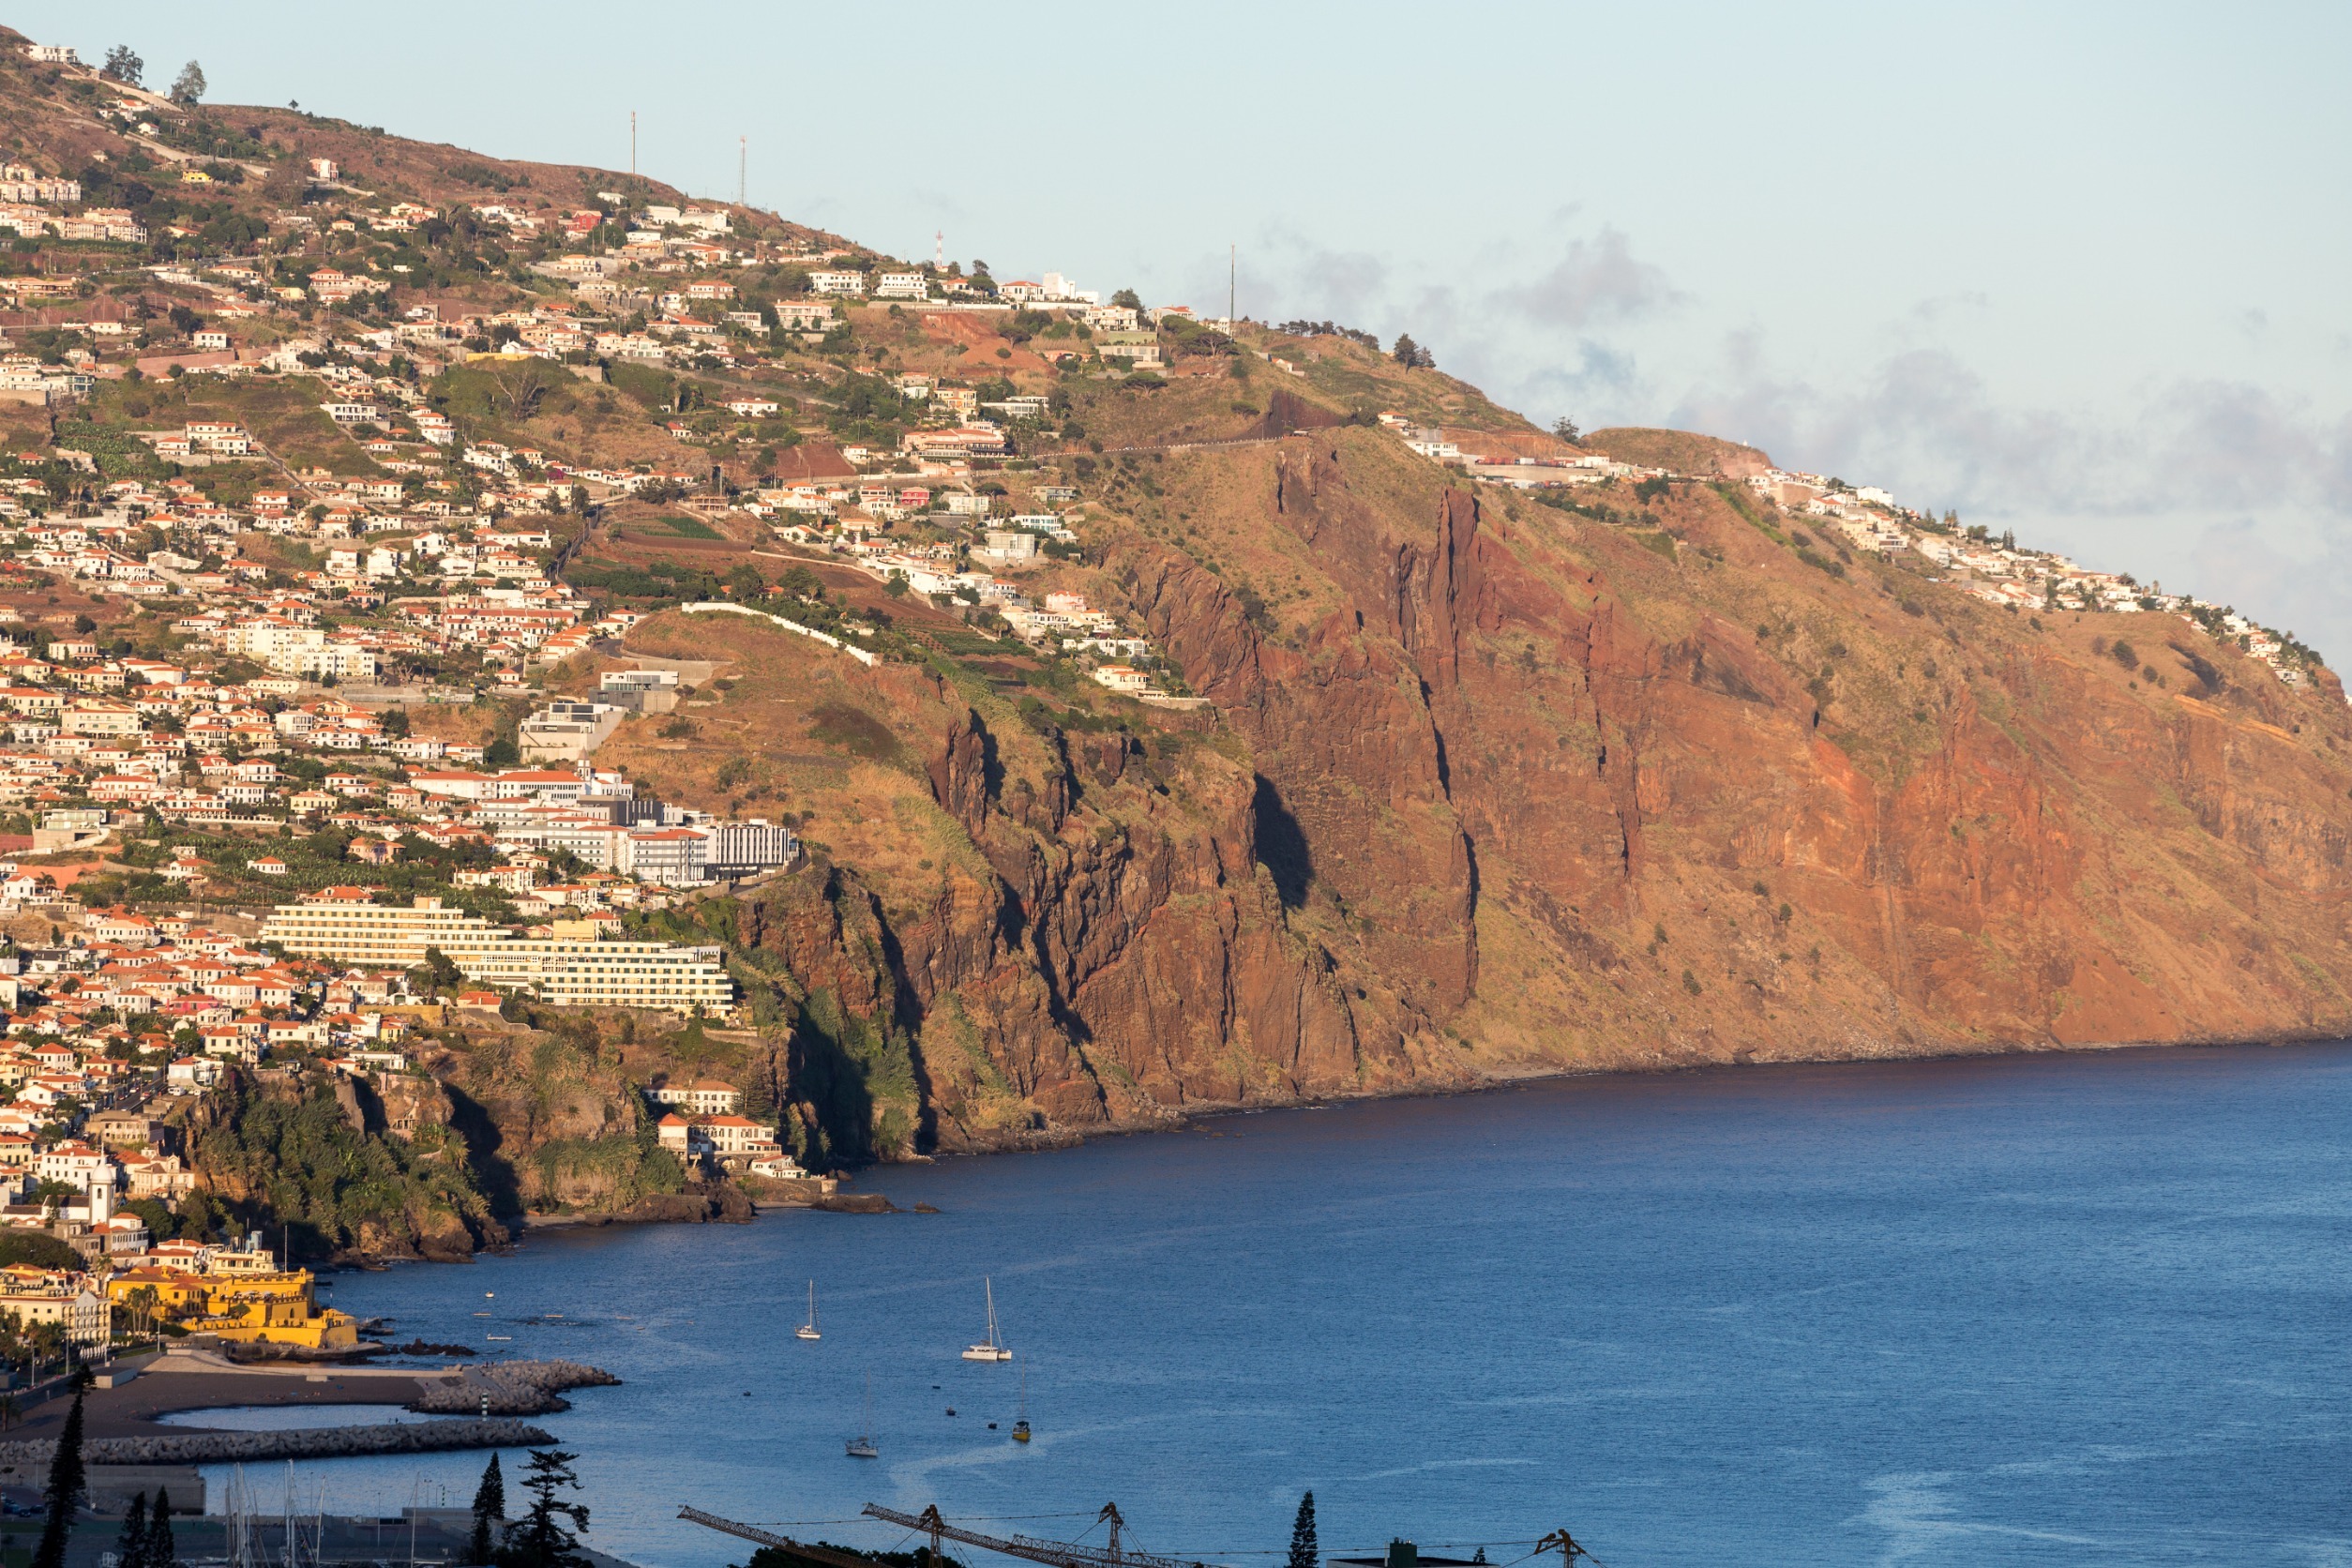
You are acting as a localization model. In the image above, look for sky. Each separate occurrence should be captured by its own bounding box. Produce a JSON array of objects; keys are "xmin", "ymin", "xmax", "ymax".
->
[{"xmin": 21, "ymin": 1, "xmax": 2352, "ymax": 654}]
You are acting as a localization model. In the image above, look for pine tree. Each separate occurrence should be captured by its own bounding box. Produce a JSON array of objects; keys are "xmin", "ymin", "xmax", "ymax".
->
[
  {"xmin": 1286, "ymin": 1492, "xmax": 1318, "ymax": 1568},
  {"xmin": 505, "ymin": 1449, "xmax": 589, "ymax": 1568},
  {"xmin": 115, "ymin": 1492, "xmax": 147, "ymax": 1568},
  {"xmin": 31, "ymin": 1387, "xmax": 87, "ymax": 1568},
  {"xmin": 470, "ymin": 1454, "xmax": 506, "ymax": 1565},
  {"xmin": 149, "ymin": 1487, "xmax": 177, "ymax": 1568}
]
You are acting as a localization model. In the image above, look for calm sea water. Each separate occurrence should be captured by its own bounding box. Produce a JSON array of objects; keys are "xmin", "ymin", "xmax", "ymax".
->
[{"xmin": 202, "ymin": 1044, "xmax": 2352, "ymax": 1567}]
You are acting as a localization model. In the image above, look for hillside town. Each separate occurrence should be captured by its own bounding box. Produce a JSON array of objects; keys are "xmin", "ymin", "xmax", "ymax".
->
[{"xmin": 0, "ymin": 26, "xmax": 2322, "ymax": 1378}]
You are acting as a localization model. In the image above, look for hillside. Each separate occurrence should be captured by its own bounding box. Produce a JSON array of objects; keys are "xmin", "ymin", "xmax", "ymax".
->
[
  {"xmin": 575, "ymin": 389, "xmax": 2352, "ymax": 1155},
  {"xmin": 0, "ymin": 25, "xmax": 2347, "ymax": 1191}
]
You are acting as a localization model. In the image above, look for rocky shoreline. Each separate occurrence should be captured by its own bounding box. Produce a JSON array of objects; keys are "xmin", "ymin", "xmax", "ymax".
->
[{"xmin": 0, "ymin": 1418, "xmax": 555, "ymax": 1467}]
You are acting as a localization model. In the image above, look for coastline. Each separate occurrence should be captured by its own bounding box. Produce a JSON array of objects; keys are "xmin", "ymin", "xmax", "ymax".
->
[
  {"xmin": 279, "ymin": 1033, "xmax": 2352, "ymax": 1271},
  {"xmin": 906, "ymin": 1028, "xmax": 2352, "ymax": 1159}
]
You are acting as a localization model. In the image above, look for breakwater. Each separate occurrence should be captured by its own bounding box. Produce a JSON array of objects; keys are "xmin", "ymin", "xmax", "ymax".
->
[
  {"xmin": 0, "ymin": 1418, "xmax": 555, "ymax": 1467},
  {"xmin": 406, "ymin": 1359, "xmax": 620, "ymax": 1416}
]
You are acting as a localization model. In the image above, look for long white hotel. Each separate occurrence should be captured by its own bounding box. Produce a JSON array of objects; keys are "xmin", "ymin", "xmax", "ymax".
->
[{"xmin": 259, "ymin": 892, "xmax": 735, "ymax": 1013}]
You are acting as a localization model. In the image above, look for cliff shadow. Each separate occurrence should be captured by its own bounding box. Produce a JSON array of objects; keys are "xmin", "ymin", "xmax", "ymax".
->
[
  {"xmin": 1253, "ymin": 774, "xmax": 1314, "ymax": 909},
  {"xmin": 442, "ymin": 1082, "xmax": 526, "ymax": 1220}
]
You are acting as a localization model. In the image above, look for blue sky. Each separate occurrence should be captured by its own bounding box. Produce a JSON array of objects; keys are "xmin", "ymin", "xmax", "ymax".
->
[{"xmin": 23, "ymin": 2, "xmax": 2352, "ymax": 655}]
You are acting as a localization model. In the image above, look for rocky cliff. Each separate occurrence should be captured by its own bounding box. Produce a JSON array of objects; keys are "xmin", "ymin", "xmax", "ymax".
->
[{"xmin": 584, "ymin": 363, "xmax": 2352, "ymax": 1161}]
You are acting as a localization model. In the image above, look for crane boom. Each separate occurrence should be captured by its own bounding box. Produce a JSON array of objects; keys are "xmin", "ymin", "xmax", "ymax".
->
[
  {"xmin": 679, "ymin": 1506, "xmax": 891, "ymax": 1568},
  {"xmin": 860, "ymin": 1503, "xmax": 1216, "ymax": 1568}
]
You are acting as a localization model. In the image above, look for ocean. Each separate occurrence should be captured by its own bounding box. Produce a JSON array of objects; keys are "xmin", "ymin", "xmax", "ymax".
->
[{"xmin": 200, "ymin": 1042, "xmax": 2352, "ymax": 1566}]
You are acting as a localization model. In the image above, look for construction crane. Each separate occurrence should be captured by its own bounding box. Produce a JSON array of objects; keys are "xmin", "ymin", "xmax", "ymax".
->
[
  {"xmin": 680, "ymin": 1506, "xmax": 902, "ymax": 1568},
  {"xmin": 1531, "ymin": 1528, "xmax": 1594, "ymax": 1568},
  {"xmin": 861, "ymin": 1502, "xmax": 1219, "ymax": 1568}
]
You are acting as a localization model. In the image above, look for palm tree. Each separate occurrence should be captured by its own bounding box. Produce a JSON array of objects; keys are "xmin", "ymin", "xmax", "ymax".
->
[{"xmin": 0, "ymin": 1392, "xmax": 25, "ymax": 1432}]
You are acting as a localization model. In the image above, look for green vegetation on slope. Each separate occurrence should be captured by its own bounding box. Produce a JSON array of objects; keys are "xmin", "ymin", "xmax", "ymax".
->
[{"xmin": 187, "ymin": 1074, "xmax": 497, "ymax": 1260}]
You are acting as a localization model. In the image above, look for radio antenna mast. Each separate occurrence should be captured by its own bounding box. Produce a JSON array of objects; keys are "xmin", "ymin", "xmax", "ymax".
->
[
  {"xmin": 739, "ymin": 135, "xmax": 746, "ymax": 204},
  {"xmin": 630, "ymin": 111, "xmax": 637, "ymax": 177}
]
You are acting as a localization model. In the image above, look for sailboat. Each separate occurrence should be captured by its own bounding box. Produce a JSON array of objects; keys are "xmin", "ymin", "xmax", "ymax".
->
[
  {"xmin": 1012, "ymin": 1363, "xmax": 1031, "ymax": 1442},
  {"xmin": 962, "ymin": 1277, "xmax": 1013, "ymax": 1362},
  {"xmin": 797, "ymin": 1280, "xmax": 822, "ymax": 1341},
  {"xmin": 846, "ymin": 1372, "xmax": 879, "ymax": 1459}
]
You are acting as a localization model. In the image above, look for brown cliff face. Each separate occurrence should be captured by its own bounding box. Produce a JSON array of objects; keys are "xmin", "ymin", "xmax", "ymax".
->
[
  {"xmin": 599, "ymin": 409, "xmax": 2352, "ymax": 1160},
  {"xmin": 1105, "ymin": 429, "xmax": 2352, "ymax": 1071}
]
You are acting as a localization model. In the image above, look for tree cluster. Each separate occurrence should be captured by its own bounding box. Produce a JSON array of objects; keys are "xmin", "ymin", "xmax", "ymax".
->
[{"xmin": 114, "ymin": 1488, "xmax": 182, "ymax": 1568}]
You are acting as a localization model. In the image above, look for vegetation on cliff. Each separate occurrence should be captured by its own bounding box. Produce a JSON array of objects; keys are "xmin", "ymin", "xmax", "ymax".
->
[{"xmin": 184, "ymin": 1072, "xmax": 501, "ymax": 1261}]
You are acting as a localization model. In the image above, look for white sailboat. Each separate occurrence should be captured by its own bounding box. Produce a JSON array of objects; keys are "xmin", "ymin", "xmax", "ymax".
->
[
  {"xmin": 846, "ymin": 1372, "xmax": 879, "ymax": 1458},
  {"xmin": 797, "ymin": 1279, "xmax": 822, "ymax": 1341},
  {"xmin": 962, "ymin": 1276, "xmax": 1013, "ymax": 1362}
]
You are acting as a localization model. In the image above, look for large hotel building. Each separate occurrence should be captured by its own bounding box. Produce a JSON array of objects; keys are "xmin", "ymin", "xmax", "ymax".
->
[{"xmin": 259, "ymin": 893, "xmax": 734, "ymax": 1013}]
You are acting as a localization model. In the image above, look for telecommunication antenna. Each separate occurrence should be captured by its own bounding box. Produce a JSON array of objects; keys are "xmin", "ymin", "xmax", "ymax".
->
[
  {"xmin": 935, "ymin": 230, "xmax": 944, "ymax": 268},
  {"xmin": 739, "ymin": 135, "xmax": 746, "ymax": 204},
  {"xmin": 1229, "ymin": 242, "xmax": 1236, "ymax": 329},
  {"xmin": 630, "ymin": 111, "xmax": 638, "ymax": 177}
]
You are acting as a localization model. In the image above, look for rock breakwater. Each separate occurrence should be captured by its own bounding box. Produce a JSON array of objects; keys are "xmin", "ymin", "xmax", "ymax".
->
[
  {"xmin": 407, "ymin": 1359, "xmax": 620, "ymax": 1416},
  {"xmin": 0, "ymin": 1419, "xmax": 554, "ymax": 1467}
]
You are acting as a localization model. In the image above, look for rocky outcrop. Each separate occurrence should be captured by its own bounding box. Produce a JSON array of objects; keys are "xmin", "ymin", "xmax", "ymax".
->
[{"xmin": 185, "ymin": 1071, "xmax": 506, "ymax": 1264}]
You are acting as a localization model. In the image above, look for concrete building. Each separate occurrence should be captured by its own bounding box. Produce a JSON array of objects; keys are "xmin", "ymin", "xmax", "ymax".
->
[
  {"xmin": 264, "ymin": 894, "xmax": 733, "ymax": 1012},
  {"xmin": 260, "ymin": 894, "xmax": 507, "ymax": 966},
  {"xmin": 432, "ymin": 931, "xmax": 733, "ymax": 1011},
  {"xmin": 652, "ymin": 1079, "xmax": 741, "ymax": 1115},
  {"xmin": 518, "ymin": 701, "xmax": 623, "ymax": 761},
  {"xmin": 0, "ymin": 1287, "xmax": 109, "ymax": 1346},
  {"xmin": 626, "ymin": 827, "xmax": 708, "ymax": 886},
  {"xmin": 704, "ymin": 820, "xmax": 798, "ymax": 878},
  {"xmin": 598, "ymin": 669, "xmax": 679, "ymax": 713}
]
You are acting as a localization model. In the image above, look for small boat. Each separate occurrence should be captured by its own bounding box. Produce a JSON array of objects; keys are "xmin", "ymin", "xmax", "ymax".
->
[
  {"xmin": 1013, "ymin": 1364, "xmax": 1031, "ymax": 1443},
  {"xmin": 797, "ymin": 1280, "xmax": 822, "ymax": 1342},
  {"xmin": 486, "ymin": 1334, "xmax": 512, "ymax": 1342},
  {"xmin": 962, "ymin": 1277, "xmax": 1013, "ymax": 1362},
  {"xmin": 847, "ymin": 1373, "xmax": 879, "ymax": 1459}
]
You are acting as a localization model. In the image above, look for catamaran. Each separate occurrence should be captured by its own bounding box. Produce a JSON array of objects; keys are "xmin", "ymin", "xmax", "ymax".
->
[
  {"xmin": 846, "ymin": 1373, "xmax": 879, "ymax": 1458},
  {"xmin": 797, "ymin": 1280, "xmax": 822, "ymax": 1341},
  {"xmin": 963, "ymin": 1277, "xmax": 1014, "ymax": 1362}
]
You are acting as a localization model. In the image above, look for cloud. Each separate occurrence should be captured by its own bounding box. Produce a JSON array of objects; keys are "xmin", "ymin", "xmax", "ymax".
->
[
  {"xmin": 1909, "ymin": 291, "xmax": 1992, "ymax": 323},
  {"xmin": 1225, "ymin": 224, "xmax": 1682, "ymax": 415},
  {"xmin": 1658, "ymin": 335, "xmax": 2352, "ymax": 654},
  {"xmin": 1492, "ymin": 229, "xmax": 1682, "ymax": 330}
]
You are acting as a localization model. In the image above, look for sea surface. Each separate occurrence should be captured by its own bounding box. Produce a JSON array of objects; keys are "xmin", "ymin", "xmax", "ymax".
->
[{"xmin": 197, "ymin": 1043, "xmax": 2352, "ymax": 1566}]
